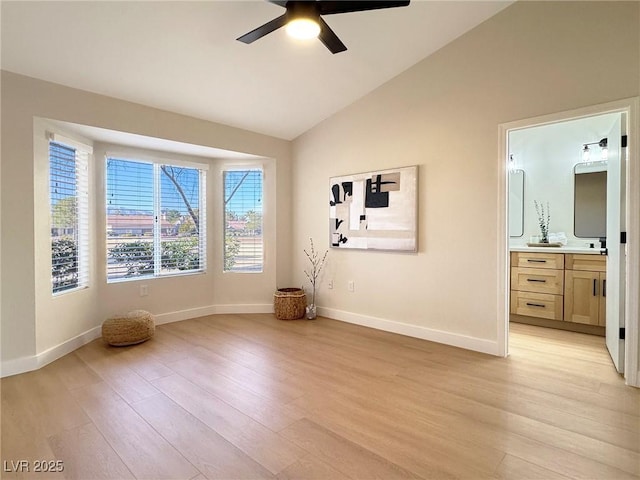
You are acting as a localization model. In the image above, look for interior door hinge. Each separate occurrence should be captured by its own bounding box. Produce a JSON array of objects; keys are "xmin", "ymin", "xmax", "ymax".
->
[
  {"xmin": 620, "ymin": 327, "xmax": 626, "ymax": 340},
  {"xmin": 620, "ymin": 232, "xmax": 627, "ymax": 244},
  {"xmin": 621, "ymin": 135, "xmax": 628, "ymax": 148}
]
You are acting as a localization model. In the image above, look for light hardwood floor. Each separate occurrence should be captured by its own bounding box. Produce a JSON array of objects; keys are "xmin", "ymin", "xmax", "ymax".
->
[{"xmin": 1, "ymin": 314, "xmax": 638, "ymax": 479}]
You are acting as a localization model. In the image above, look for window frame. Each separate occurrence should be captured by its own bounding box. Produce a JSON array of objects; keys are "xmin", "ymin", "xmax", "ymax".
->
[
  {"xmin": 105, "ymin": 154, "xmax": 208, "ymax": 283},
  {"xmin": 223, "ymin": 167, "xmax": 264, "ymax": 274},
  {"xmin": 48, "ymin": 134, "xmax": 91, "ymax": 296}
]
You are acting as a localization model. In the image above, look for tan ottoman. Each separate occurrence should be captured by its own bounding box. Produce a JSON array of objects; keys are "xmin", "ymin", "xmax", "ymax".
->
[{"xmin": 102, "ymin": 310, "xmax": 155, "ymax": 346}]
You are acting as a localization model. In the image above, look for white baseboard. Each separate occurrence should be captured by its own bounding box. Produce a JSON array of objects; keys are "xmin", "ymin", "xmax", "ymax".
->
[
  {"xmin": 1, "ymin": 303, "xmax": 274, "ymax": 378},
  {"xmin": 0, "ymin": 325, "xmax": 102, "ymax": 378},
  {"xmin": 39, "ymin": 325, "xmax": 103, "ymax": 367},
  {"xmin": 318, "ymin": 306, "xmax": 500, "ymax": 356},
  {"xmin": 1, "ymin": 355, "xmax": 39, "ymax": 379},
  {"xmin": 154, "ymin": 303, "xmax": 273, "ymax": 325}
]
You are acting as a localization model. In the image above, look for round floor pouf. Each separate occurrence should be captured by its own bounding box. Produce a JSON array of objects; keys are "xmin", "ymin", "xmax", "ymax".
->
[
  {"xmin": 102, "ymin": 310, "xmax": 155, "ymax": 346},
  {"xmin": 274, "ymin": 288, "xmax": 306, "ymax": 320}
]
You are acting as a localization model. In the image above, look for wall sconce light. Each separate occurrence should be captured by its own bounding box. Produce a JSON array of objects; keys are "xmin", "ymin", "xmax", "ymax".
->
[
  {"xmin": 582, "ymin": 138, "xmax": 608, "ymax": 162},
  {"xmin": 599, "ymin": 138, "xmax": 608, "ymax": 160}
]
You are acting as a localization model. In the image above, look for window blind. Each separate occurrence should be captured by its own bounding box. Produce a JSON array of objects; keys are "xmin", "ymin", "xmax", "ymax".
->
[
  {"xmin": 106, "ymin": 157, "xmax": 206, "ymax": 281},
  {"xmin": 223, "ymin": 169, "xmax": 263, "ymax": 273},
  {"xmin": 50, "ymin": 141, "xmax": 89, "ymax": 294}
]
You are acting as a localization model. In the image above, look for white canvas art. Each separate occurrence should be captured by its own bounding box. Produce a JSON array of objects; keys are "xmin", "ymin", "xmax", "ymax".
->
[{"xmin": 329, "ymin": 166, "xmax": 418, "ymax": 251}]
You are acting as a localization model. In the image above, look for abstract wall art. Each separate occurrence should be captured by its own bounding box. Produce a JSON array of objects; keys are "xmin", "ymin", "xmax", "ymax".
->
[{"xmin": 329, "ymin": 165, "xmax": 418, "ymax": 251}]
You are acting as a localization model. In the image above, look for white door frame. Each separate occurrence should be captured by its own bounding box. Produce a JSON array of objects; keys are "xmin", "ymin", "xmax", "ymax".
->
[{"xmin": 497, "ymin": 97, "xmax": 639, "ymax": 387}]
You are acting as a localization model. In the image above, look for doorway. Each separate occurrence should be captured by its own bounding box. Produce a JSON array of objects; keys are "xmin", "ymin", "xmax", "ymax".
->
[{"xmin": 497, "ymin": 98, "xmax": 640, "ymax": 387}]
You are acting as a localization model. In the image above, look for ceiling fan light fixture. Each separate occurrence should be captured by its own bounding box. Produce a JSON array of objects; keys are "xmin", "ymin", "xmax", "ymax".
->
[
  {"xmin": 285, "ymin": 18, "xmax": 320, "ymax": 40},
  {"xmin": 237, "ymin": 1, "xmax": 410, "ymax": 54}
]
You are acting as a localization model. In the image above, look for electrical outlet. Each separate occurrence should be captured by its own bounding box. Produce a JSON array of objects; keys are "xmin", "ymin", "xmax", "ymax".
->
[
  {"xmin": 327, "ymin": 280, "xmax": 333, "ymax": 290},
  {"xmin": 348, "ymin": 280, "xmax": 354, "ymax": 292},
  {"xmin": 140, "ymin": 284, "xmax": 148, "ymax": 297}
]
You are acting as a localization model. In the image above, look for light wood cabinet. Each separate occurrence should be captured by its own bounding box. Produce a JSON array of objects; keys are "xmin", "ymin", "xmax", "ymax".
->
[
  {"xmin": 510, "ymin": 251, "xmax": 607, "ymax": 328},
  {"xmin": 510, "ymin": 252, "xmax": 564, "ymax": 321},
  {"xmin": 564, "ymin": 255, "xmax": 606, "ymax": 326}
]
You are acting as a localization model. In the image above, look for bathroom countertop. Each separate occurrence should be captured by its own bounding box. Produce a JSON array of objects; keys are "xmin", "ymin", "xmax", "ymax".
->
[{"xmin": 510, "ymin": 245, "xmax": 606, "ymax": 255}]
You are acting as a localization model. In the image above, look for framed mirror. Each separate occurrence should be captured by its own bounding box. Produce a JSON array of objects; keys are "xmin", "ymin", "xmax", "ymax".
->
[
  {"xmin": 574, "ymin": 161, "xmax": 607, "ymax": 238},
  {"xmin": 509, "ymin": 169, "xmax": 524, "ymax": 237}
]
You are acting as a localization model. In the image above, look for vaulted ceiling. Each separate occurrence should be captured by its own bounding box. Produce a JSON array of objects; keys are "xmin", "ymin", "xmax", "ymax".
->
[{"xmin": 1, "ymin": 1, "xmax": 511, "ymax": 140}]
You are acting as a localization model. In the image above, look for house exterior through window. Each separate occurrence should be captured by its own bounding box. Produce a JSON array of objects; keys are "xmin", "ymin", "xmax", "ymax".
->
[{"xmin": 106, "ymin": 157, "xmax": 207, "ymax": 281}]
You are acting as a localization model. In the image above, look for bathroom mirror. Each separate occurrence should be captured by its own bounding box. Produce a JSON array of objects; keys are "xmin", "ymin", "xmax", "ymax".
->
[
  {"xmin": 509, "ymin": 169, "xmax": 524, "ymax": 237},
  {"xmin": 574, "ymin": 161, "xmax": 607, "ymax": 238}
]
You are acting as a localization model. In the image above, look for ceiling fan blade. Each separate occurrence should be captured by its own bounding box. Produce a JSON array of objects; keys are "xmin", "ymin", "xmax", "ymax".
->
[
  {"xmin": 268, "ymin": 0, "xmax": 288, "ymax": 7},
  {"xmin": 319, "ymin": 1, "xmax": 410, "ymax": 15},
  {"xmin": 237, "ymin": 14, "xmax": 287, "ymax": 44},
  {"xmin": 317, "ymin": 17, "xmax": 347, "ymax": 54}
]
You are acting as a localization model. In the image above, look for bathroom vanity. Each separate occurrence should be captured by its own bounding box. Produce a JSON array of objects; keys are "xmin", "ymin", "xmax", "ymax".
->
[{"xmin": 510, "ymin": 247, "xmax": 606, "ymax": 335}]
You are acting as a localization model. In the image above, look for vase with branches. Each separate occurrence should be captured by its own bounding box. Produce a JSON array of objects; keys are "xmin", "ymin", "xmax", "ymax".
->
[
  {"xmin": 534, "ymin": 200, "xmax": 550, "ymax": 243},
  {"xmin": 303, "ymin": 237, "xmax": 328, "ymax": 320}
]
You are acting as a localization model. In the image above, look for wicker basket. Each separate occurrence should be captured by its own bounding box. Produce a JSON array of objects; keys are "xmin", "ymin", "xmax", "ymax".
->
[{"xmin": 274, "ymin": 288, "xmax": 306, "ymax": 320}]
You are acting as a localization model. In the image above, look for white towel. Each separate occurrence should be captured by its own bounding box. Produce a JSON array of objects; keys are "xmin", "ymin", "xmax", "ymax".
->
[{"xmin": 548, "ymin": 232, "xmax": 567, "ymax": 245}]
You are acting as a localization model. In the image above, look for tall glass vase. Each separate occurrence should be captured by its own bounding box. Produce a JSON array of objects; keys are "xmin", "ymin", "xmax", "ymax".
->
[
  {"xmin": 306, "ymin": 304, "xmax": 317, "ymax": 320},
  {"xmin": 540, "ymin": 229, "xmax": 549, "ymax": 243},
  {"xmin": 306, "ymin": 290, "xmax": 317, "ymax": 319}
]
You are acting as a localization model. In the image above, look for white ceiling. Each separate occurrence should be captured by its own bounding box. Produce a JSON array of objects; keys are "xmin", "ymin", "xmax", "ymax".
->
[{"xmin": 1, "ymin": 1, "xmax": 512, "ymax": 140}]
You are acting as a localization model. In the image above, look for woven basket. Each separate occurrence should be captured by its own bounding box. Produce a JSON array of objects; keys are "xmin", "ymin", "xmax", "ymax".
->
[{"xmin": 274, "ymin": 288, "xmax": 306, "ymax": 320}]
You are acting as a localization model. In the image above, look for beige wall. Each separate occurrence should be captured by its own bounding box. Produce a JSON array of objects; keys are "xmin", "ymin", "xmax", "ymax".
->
[
  {"xmin": 291, "ymin": 2, "xmax": 639, "ymax": 350},
  {"xmin": 1, "ymin": 72, "xmax": 292, "ymax": 367}
]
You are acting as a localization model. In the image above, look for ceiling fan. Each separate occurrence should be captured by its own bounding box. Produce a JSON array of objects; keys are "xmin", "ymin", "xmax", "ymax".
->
[{"xmin": 237, "ymin": 1, "xmax": 411, "ymax": 54}]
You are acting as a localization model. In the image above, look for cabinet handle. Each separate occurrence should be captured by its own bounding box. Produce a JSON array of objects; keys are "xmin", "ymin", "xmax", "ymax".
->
[
  {"xmin": 527, "ymin": 278, "xmax": 547, "ymax": 283},
  {"xmin": 527, "ymin": 259, "xmax": 547, "ymax": 263},
  {"xmin": 602, "ymin": 279, "xmax": 606, "ymax": 298},
  {"xmin": 526, "ymin": 302, "xmax": 546, "ymax": 308},
  {"xmin": 593, "ymin": 279, "xmax": 598, "ymax": 296}
]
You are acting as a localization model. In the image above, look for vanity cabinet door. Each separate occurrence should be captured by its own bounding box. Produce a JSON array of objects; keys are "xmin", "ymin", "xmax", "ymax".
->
[{"xmin": 564, "ymin": 270, "xmax": 605, "ymax": 325}]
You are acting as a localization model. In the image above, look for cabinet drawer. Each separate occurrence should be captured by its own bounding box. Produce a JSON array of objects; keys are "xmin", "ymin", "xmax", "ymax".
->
[
  {"xmin": 510, "ymin": 290, "xmax": 563, "ymax": 320},
  {"xmin": 565, "ymin": 254, "xmax": 606, "ymax": 272},
  {"xmin": 511, "ymin": 251, "xmax": 564, "ymax": 270},
  {"xmin": 511, "ymin": 267, "xmax": 564, "ymax": 295}
]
